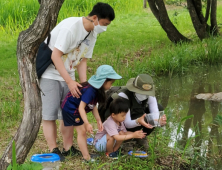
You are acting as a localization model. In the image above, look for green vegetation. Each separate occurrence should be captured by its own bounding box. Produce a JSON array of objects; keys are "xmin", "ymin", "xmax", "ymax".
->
[
  {"xmin": 7, "ymin": 141, "xmax": 43, "ymax": 170},
  {"xmin": 1, "ymin": 0, "xmax": 222, "ymax": 169}
]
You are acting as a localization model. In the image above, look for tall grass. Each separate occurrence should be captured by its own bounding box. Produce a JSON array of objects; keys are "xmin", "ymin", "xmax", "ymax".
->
[
  {"xmin": 7, "ymin": 141, "xmax": 43, "ymax": 170},
  {"xmin": 0, "ymin": 0, "xmax": 39, "ymax": 32},
  {"xmin": 0, "ymin": 0, "xmax": 143, "ymax": 33},
  {"xmin": 132, "ymin": 37, "xmax": 222, "ymax": 78}
]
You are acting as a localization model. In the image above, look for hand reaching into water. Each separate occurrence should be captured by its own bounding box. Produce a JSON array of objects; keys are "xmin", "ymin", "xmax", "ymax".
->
[
  {"xmin": 137, "ymin": 114, "xmax": 154, "ymax": 129},
  {"xmin": 160, "ymin": 114, "xmax": 167, "ymax": 126}
]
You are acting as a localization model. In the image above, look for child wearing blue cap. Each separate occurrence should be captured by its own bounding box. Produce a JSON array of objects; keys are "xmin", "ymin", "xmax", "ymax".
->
[{"xmin": 61, "ymin": 65, "xmax": 122, "ymax": 162}]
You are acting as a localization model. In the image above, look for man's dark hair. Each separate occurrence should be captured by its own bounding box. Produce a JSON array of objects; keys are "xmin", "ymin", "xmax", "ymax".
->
[
  {"xmin": 88, "ymin": 2, "xmax": 115, "ymax": 21},
  {"xmin": 109, "ymin": 98, "xmax": 129, "ymax": 115}
]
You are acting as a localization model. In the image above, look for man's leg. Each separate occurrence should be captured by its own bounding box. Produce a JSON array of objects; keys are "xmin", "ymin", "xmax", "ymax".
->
[
  {"xmin": 40, "ymin": 78, "xmax": 61, "ymax": 151},
  {"xmin": 59, "ymin": 80, "xmax": 71, "ymax": 149},
  {"xmin": 42, "ymin": 120, "xmax": 57, "ymax": 152}
]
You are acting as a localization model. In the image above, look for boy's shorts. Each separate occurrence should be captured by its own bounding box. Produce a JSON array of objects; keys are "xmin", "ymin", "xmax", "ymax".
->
[
  {"xmin": 95, "ymin": 135, "xmax": 107, "ymax": 152},
  {"xmin": 40, "ymin": 78, "xmax": 69, "ymax": 120},
  {"xmin": 62, "ymin": 110, "xmax": 84, "ymax": 126}
]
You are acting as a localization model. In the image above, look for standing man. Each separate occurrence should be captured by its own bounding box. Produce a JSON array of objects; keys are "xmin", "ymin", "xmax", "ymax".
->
[{"xmin": 37, "ymin": 2, "xmax": 115, "ymax": 161}]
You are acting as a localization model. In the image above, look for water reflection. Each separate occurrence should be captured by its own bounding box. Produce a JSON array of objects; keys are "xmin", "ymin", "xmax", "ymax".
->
[{"xmin": 155, "ymin": 66, "xmax": 222, "ymax": 169}]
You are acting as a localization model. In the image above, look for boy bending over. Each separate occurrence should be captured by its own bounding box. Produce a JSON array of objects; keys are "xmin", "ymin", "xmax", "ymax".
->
[{"xmin": 94, "ymin": 98, "xmax": 146, "ymax": 158}]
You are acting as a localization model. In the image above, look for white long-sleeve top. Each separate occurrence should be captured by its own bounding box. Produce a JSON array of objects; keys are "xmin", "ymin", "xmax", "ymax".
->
[{"xmin": 118, "ymin": 92, "xmax": 159, "ymax": 129}]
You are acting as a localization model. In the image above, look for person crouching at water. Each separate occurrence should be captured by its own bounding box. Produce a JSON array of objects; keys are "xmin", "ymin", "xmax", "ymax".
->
[{"xmin": 94, "ymin": 98, "xmax": 146, "ymax": 159}]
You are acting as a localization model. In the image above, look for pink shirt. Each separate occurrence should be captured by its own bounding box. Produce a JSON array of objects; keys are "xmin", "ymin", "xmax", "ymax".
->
[{"xmin": 94, "ymin": 116, "xmax": 127, "ymax": 144}]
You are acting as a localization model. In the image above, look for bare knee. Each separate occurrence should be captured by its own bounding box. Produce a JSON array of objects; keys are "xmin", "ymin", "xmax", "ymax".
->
[
  {"xmin": 107, "ymin": 134, "xmax": 114, "ymax": 142},
  {"xmin": 76, "ymin": 126, "xmax": 87, "ymax": 137}
]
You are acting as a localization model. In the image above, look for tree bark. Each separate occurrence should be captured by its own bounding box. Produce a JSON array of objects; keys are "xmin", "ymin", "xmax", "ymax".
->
[
  {"xmin": 205, "ymin": 0, "xmax": 211, "ymax": 22},
  {"xmin": 143, "ymin": 0, "xmax": 147, "ymax": 8},
  {"xmin": 0, "ymin": 0, "xmax": 64, "ymax": 169},
  {"xmin": 187, "ymin": 0, "xmax": 209, "ymax": 40},
  {"xmin": 210, "ymin": 0, "xmax": 218, "ymax": 35},
  {"xmin": 193, "ymin": 0, "xmax": 205, "ymax": 23},
  {"xmin": 148, "ymin": 0, "xmax": 190, "ymax": 43}
]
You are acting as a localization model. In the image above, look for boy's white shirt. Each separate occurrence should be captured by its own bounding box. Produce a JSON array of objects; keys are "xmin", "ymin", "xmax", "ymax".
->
[
  {"xmin": 118, "ymin": 92, "xmax": 159, "ymax": 128},
  {"xmin": 42, "ymin": 17, "xmax": 97, "ymax": 81}
]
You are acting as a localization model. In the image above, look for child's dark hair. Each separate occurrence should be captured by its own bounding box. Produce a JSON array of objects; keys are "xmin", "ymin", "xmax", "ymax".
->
[
  {"xmin": 109, "ymin": 98, "xmax": 129, "ymax": 115},
  {"xmin": 79, "ymin": 79, "xmax": 113, "ymax": 104},
  {"xmin": 88, "ymin": 2, "xmax": 115, "ymax": 21}
]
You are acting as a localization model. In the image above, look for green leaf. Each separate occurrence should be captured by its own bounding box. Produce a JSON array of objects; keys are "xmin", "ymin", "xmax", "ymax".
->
[{"xmin": 12, "ymin": 140, "xmax": 17, "ymax": 170}]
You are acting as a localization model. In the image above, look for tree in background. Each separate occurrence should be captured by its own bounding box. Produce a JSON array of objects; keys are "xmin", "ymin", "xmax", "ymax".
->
[
  {"xmin": 0, "ymin": 0, "xmax": 64, "ymax": 169},
  {"xmin": 147, "ymin": 0, "xmax": 219, "ymax": 42},
  {"xmin": 148, "ymin": 0, "xmax": 190, "ymax": 43},
  {"xmin": 187, "ymin": 0, "xmax": 218, "ymax": 39}
]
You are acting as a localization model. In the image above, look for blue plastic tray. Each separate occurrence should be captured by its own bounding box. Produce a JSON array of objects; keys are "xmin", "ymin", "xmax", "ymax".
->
[
  {"xmin": 128, "ymin": 151, "xmax": 148, "ymax": 158},
  {"xmin": 31, "ymin": 153, "xmax": 60, "ymax": 163}
]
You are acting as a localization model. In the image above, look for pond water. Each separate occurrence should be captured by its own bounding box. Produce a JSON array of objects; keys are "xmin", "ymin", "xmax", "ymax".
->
[{"xmin": 155, "ymin": 65, "xmax": 222, "ymax": 169}]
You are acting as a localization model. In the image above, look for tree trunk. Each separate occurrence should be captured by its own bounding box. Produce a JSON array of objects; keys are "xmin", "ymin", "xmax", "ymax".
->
[
  {"xmin": 210, "ymin": 0, "xmax": 219, "ymax": 35},
  {"xmin": 148, "ymin": 0, "xmax": 190, "ymax": 43},
  {"xmin": 193, "ymin": 0, "xmax": 205, "ymax": 23},
  {"xmin": 187, "ymin": 0, "xmax": 209, "ymax": 40},
  {"xmin": 0, "ymin": 0, "xmax": 64, "ymax": 169},
  {"xmin": 143, "ymin": 0, "xmax": 147, "ymax": 8},
  {"xmin": 205, "ymin": 0, "xmax": 211, "ymax": 22}
]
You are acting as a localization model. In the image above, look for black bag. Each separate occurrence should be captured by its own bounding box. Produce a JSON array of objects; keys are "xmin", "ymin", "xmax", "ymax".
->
[
  {"xmin": 36, "ymin": 32, "xmax": 91, "ymax": 79},
  {"xmin": 98, "ymin": 86, "xmax": 123, "ymax": 122},
  {"xmin": 36, "ymin": 42, "xmax": 53, "ymax": 79}
]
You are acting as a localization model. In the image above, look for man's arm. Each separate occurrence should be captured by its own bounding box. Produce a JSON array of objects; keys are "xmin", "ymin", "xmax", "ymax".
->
[
  {"xmin": 77, "ymin": 58, "xmax": 87, "ymax": 83},
  {"xmin": 51, "ymin": 48, "xmax": 82, "ymax": 98}
]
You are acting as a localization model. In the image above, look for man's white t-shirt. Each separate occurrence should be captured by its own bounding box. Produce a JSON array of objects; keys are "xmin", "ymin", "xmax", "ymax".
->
[{"xmin": 42, "ymin": 17, "xmax": 97, "ymax": 81}]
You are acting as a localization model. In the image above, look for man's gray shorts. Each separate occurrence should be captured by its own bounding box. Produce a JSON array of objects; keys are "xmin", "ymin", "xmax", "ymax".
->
[{"xmin": 40, "ymin": 78, "xmax": 69, "ymax": 120}]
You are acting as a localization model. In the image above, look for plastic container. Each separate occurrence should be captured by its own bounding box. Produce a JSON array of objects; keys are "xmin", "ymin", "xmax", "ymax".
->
[
  {"xmin": 31, "ymin": 153, "xmax": 60, "ymax": 170},
  {"xmin": 145, "ymin": 111, "xmax": 164, "ymax": 127},
  {"xmin": 87, "ymin": 137, "xmax": 94, "ymax": 145}
]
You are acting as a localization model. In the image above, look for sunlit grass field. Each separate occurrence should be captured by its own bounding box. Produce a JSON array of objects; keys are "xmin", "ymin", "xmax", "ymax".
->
[{"xmin": 1, "ymin": 0, "xmax": 222, "ymax": 169}]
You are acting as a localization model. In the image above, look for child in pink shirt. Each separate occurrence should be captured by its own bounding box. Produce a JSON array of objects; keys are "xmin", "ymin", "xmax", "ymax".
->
[{"xmin": 94, "ymin": 98, "xmax": 146, "ymax": 159}]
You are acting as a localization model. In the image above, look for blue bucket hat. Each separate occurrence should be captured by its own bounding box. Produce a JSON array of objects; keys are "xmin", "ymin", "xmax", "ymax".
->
[{"xmin": 88, "ymin": 65, "xmax": 122, "ymax": 89}]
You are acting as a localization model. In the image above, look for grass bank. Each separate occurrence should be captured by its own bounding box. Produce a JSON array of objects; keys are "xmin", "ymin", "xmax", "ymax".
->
[{"xmin": 1, "ymin": 0, "xmax": 222, "ymax": 169}]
